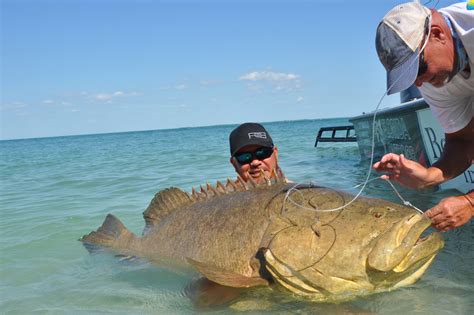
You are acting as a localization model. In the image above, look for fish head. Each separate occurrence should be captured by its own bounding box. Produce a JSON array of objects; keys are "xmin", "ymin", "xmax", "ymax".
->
[{"xmin": 263, "ymin": 186, "xmax": 444, "ymax": 301}]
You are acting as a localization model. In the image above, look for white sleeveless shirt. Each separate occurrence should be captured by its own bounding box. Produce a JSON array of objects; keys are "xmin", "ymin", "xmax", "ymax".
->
[{"xmin": 419, "ymin": 2, "xmax": 474, "ymax": 134}]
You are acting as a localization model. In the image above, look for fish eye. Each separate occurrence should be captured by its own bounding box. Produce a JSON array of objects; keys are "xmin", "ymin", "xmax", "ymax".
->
[{"xmin": 369, "ymin": 207, "xmax": 387, "ymax": 218}]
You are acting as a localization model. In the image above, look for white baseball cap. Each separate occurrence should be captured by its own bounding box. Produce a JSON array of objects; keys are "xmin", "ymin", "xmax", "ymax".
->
[{"xmin": 375, "ymin": 2, "xmax": 432, "ymax": 95}]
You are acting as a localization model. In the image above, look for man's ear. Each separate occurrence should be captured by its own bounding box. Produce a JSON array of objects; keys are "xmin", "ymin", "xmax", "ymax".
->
[
  {"xmin": 430, "ymin": 25, "xmax": 447, "ymax": 43},
  {"xmin": 230, "ymin": 157, "xmax": 239, "ymax": 172},
  {"xmin": 273, "ymin": 147, "xmax": 279, "ymax": 160}
]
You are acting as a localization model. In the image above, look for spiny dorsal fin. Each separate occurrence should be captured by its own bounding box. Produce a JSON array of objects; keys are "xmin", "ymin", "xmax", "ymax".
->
[
  {"xmin": 143, "ymin": 187, "xmax": 192, "ymax": 234},
  {"xmin": 246, "ymin": 173, "xmax": 258, "ymax": 188},
  {"xmin": 206, "ymin": 183, "xmax": 221, "ymax": 197},
  {"xmin": 200, "ymin": 185, "xmax": 208, "ymax": 198},
  {"xmin": 160, "ymin": 169, "xmax": 286, "ymax": 207},
  {"xmin": 270, "ymin": 168, "xmax": 279, "ymax": 184},
  {"xmin": 190, "ymin": 186, "xmax": 206, "ymax": 201},
  {"xmin": 237, "ymin": 175, "xmax": 249, "ymax": 190},
  {"xmin": 192, "ymin": 187, "xmax": 199, "ymax": 200},
  {"xmin": 259, "ymin": 169, "xmax": 271, "ymax": 186},
  {"xmin": 216, "ymin": 181, "xmax": 226, "ymax": 194},
  {"xmin": 226, "ymin": 178, "xmax": 239, "ymax": 192}
]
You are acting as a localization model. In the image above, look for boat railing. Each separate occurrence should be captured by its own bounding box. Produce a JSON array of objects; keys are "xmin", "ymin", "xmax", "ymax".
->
[{"xmin": 314, "ymin": 125, "xmax": 356, "ymax": 147}]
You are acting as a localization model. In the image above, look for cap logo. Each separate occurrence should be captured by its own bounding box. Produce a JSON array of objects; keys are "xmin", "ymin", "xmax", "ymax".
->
[{"xmin": 248, "ymin": 132, "xmax": 267, "ymax": 139}]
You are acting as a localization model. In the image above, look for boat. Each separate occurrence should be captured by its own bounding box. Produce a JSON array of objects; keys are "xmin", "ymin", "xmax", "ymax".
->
[{"xmin": 315, "ymin": 86, "xmax": 473, "ymax": 194}]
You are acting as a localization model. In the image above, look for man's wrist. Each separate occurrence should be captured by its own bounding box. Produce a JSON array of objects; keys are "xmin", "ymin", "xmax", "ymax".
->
[
  {"xmin": 464, "ymin": 190, "xmax": 474, "ymax": 216},
  {"xmin": 421, "ymin": 167, "xmax": 445, "ymax": 188}
]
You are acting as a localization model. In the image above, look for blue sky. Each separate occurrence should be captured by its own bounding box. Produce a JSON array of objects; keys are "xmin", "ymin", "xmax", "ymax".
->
[{"xmin": 1, "ymin": 0, "xmax": 460, "ymax": 140}]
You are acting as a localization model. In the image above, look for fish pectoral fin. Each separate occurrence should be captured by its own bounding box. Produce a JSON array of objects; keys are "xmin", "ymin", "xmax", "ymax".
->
[
  {"xmin": 184, "ymin": 277, "xmax": 242, "ymax": 308},
  {"xmin": 186, "ymin": 258, "xmax": 269, "ymax": 288}
]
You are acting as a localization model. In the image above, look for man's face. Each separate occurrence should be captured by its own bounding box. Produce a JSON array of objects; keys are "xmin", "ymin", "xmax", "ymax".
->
[
  {"xmin": 414, "ymin": 24, "xmax": 455, "ymax": 88},
  {"xmin": 230, "ymin": 145, "xmax": 279, "ymax": 183}
]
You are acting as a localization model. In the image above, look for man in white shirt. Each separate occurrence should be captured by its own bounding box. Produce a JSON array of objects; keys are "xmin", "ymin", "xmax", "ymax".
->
[{"xmin": 373, "ymin": 2, "xmax": 473, "ymax": 232}]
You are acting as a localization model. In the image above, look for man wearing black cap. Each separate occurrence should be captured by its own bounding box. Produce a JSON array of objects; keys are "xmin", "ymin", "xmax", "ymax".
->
[
  {"xmin": 229, "ymin": 122, "xmax": 286, "ymax": 184},
  {"xmin": 373, "ymin": 2, "xmax": 473, "ymax": 232}
]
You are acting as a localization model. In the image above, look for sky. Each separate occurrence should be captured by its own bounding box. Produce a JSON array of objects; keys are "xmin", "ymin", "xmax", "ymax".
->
[{"xmin": 1, "ymin": 0, "xmax": 460, "ymax": 140}]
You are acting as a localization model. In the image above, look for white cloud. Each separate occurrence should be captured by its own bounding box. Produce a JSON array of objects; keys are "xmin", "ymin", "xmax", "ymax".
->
[
  {"xmin": 239, "ymin": 71, "xmax": 299, "ymax": 82},
  {"xmin": 199, "ymin": 80, "xmax": 221, "ymax": 87},
  {"xmin": 95, "ymin": 93, "xmax": 113, "ymax": 101},
  {"xmin": 2, "ymin": 102, "xmax": 27, "ymax": 110},
  {"xmin": 297, "ymin": 96, "xmax": 304, "ymax": 103},
  {"xmin": 175, "ymin": 84, "xmax": 188, "ymax": 90},
  {"xmin": 43, "ymin": 99, "xmax": 54, "ymax": 104},
  {"xmin": 160, "ymin": 84, "xmax": 189, "ymax": 91},
  {"xmin": 91, "ymin": 91, "xmax": 141, "ymax": 102},
  {"xmin": 239, "ymin": 70, "xmax": 302, "ymax": 94}
]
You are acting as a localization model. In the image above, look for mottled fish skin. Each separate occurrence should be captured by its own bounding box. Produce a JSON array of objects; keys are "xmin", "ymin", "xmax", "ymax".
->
[{"xmin": 81, "ymin": 173, "xmax": 443, "ymax": 301}]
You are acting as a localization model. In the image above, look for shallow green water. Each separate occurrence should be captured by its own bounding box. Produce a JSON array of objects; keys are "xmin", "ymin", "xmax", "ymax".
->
[{"xmin": 1, "ymin": 119, "xmax": 472, "ymax": 314}]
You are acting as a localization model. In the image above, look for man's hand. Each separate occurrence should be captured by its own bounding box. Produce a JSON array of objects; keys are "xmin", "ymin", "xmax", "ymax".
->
[
  {"xmin": 425, "ymin": 195, "xmax": 473, "ymax": 232},
  {"xmin": 372, "ymin": 153, "xmax": 440, "ymax": 189}
]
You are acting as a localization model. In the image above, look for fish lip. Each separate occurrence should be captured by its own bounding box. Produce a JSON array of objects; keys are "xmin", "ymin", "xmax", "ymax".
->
[
  {"xmin": 367, "ymin": 213, "xmax": 437, "ymax": 272},
  {"xmin": 414, "ymin": 230, "xmax": 442, "ymax": 246},
  {"xmin": 396, "ymin": 213, "xmax": 431, "ymax": 245},
  {"xmin": 415, "ymin": 235, "xmax": 428, "ymax": 245},
  {"xmin": 391, "ymin": 229, "xmax": 444, "ymax": 273},
  {"xmin": 413, "ymin": 215, "xmax": 438, "ymax": 242}
]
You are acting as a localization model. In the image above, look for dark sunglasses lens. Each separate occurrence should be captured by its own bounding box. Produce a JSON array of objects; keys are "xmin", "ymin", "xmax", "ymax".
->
[
  {"xmin": 235, "ymin": 147, "xmax": 273, "ymax": 165},
  {"xmin": 236, "ymin": 152, "xmax": 252, "ymax": 164},
  {"xmin": 418, "ymin": 52, "xmax": 428, "ymax": 77},
  {"xmin": 255, "ymin": 147, "xmax": 273, "ymax": 159}
]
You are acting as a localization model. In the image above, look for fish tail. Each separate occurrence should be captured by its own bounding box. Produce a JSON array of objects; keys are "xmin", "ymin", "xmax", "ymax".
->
[{"xmin": 80, "ymin": 214, "xmax": 137, "ymax": 254}]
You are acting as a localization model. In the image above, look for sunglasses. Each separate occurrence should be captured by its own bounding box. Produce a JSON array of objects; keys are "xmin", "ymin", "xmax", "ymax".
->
[
  {"xmin": 417, "ymin": 16, "xmax": 431, "ymax": 78},
  {"xmin": 234, "ymin": 147, "xmax": 274, "ymax": 165},
  {"xmin": 418, "ymin": 50, "xmax": 428, "ymax": 77}
]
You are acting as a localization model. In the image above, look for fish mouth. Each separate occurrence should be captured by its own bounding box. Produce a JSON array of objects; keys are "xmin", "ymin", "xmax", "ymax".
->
[
  {"xmin": 366, "ymin": 214, "xmax": 444, "ymax": 286},
  {"xmin": 391, "ymin": 228, "xmax": 443, "ymax": 273},
  {"xmin": 415, "ymin": 234, "xmax": 429, "ymax": 245}
]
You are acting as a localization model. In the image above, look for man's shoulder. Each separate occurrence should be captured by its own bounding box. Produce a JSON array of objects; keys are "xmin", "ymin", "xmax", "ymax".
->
[
  {"xmin": 439, "ymin": 2, "xmax": 474, "ymax": 36},
  {"xmin": 439, "ymin": 2, "xmax": 474, "ymax": 18}
]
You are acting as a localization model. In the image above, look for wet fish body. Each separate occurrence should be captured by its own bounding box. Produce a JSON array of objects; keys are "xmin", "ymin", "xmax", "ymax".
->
[{"xmin": 81, "ymin": 177, "xmax": 443, "ymax": 301}]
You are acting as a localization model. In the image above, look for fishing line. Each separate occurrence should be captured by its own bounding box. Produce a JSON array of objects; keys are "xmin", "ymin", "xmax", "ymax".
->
[
  {"xmin": 282, "ymin": 178, "xmax": 423, "ymax": 215},
  {"xmin": 383, "ymin": 179, "xmax": 424, "ymax": 214},
  {"xmin": 283, "ymin": 9, "xmax": 433, "ymax": 215}
]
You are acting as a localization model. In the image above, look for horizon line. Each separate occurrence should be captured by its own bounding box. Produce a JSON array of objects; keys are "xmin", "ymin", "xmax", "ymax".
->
[{"xmin": 0, "ymin": 116, "xmax": 349, "ymax": 142}]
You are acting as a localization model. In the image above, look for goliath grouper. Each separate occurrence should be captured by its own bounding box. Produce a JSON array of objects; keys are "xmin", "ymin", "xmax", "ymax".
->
[{"xmin": 81, "ymin": 170, "xmax": 443, "ymax": 301}]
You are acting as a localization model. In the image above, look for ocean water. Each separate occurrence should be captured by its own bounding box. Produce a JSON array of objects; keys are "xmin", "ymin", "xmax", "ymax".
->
[{"xmin": 1, "ymin": 118, "xmax": 472, "ymax": 314}]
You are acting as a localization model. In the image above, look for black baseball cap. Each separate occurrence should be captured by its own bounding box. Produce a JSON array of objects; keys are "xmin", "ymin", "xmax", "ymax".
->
[{"xmin": 229, "ymin": 123, "xmax": 274, "ymax": 156}]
